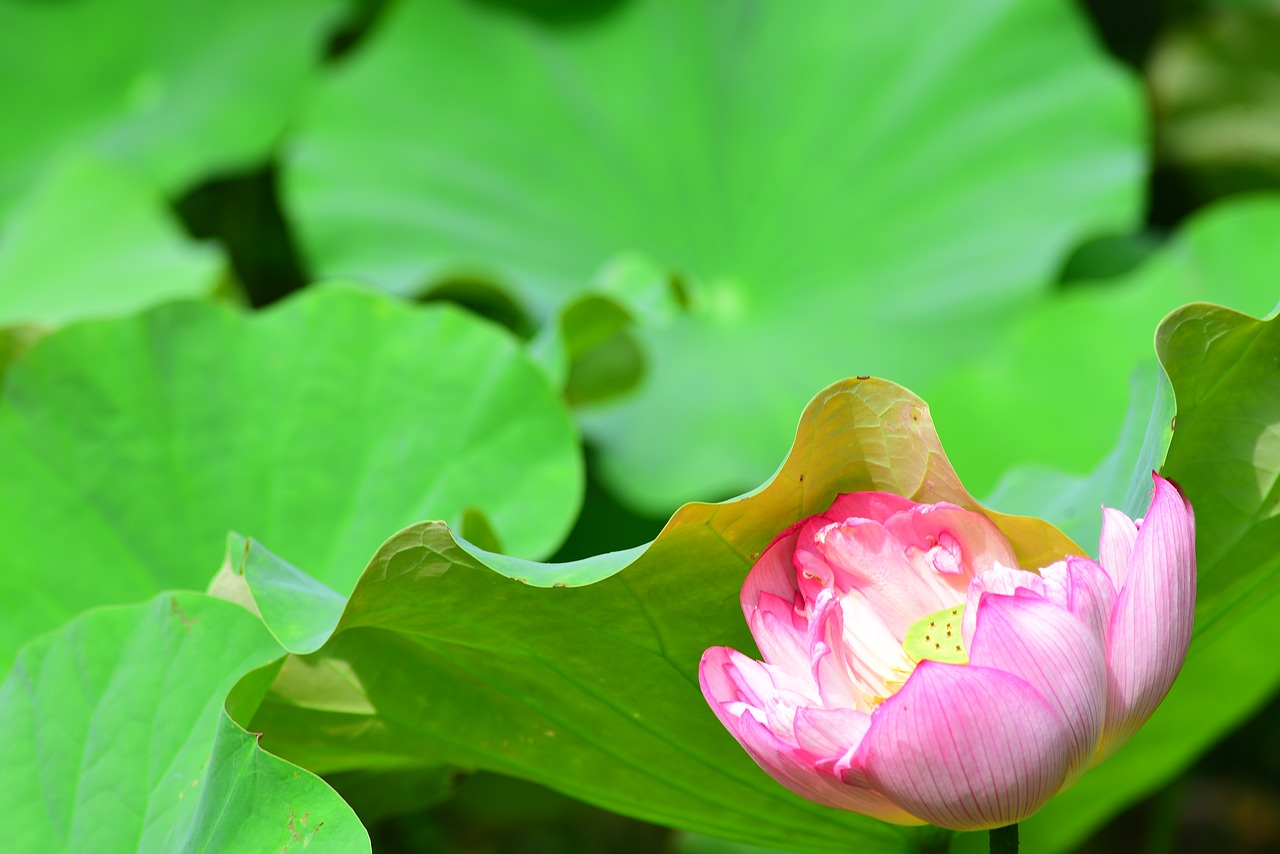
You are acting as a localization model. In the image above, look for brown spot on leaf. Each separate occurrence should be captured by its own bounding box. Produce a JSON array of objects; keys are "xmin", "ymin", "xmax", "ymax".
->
[{"xmin": 169, "ymin": 597, "xmax": 198, "ymax": 629}]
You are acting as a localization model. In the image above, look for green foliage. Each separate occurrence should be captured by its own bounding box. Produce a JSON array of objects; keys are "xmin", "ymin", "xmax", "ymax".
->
[
  {"xmin": 932, "ymin": 195, "xmax": 1280, "ymax": 495},
  {"xmin": 0, "ymin": 0, "xmax": 1277, "ymax": 850},
  {"xmin": 982, "ymin": 362, "xmax": 1175, "ymax": 550},
  {"xmin": 286, "ymin": 0, "xmax": 1144, "ymax": 512},
  {"xmin": 1020, "ymin": 304, "xmax": 1280, "ymax": 851},
  {"xmin": 0, "ymin": 0, "xmax": 343, "ymax": 216},
  {"xmin": 974, "ymin": 194, "xmax": 1280, "ymax": 538},
  {"xmin": 213, "ymin": 533, "xmax": 348, "ymax": 655},
  {"xmin": 1149, "ymin": 2, "xmax": 1280, "ymax": 198},
  {"xmin": 0, "ymin": 592, "xmax": 369, "ymax": 853},
  {"xmin": 0, "ymin": 285, "xmax": 582, "ymax": 667},
  {"xmin": 237, "ymin": 378, "xmax": 1075, "ymax": 854},
  {"xmin": 0, "ymin": 153, "xmax": 222, "ymax": 328},
  {"xmin": 966, "ymin": 196, "xmax": 1280, "ymax": 636},
  {"xmin": 183, "ymin": 711, "xmax": 370, "ymax": 853},
  {"xmin": 529, "ymin": 253, "xmax": 682, "ymax": 407},
  {"xmin": 1159, "ymin": 304, "xmax": 1280, "ymax": 634}
]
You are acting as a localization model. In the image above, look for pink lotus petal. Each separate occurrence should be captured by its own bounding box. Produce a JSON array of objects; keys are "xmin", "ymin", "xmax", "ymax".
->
[
  {"xmin": 1040, "ymin": 557, "xmax": 1116, "ymax": 650},
  {"xmin": 835, "ymin": 589, "xmax": 917, "ymax": 705},
  {"xmin": 750, "ymin": 591, "xmax": 811, "ymax": 674},
  {"xmin": 725, "ymin": 650, "xmax": 816, "ymax": 724},
  {"xmin": 732, "ymin": 706, "xmax": 925, "ymax": 824},
  {"xmin": 702, "ymin": 648, "xmax": 804, "ymax": 742},
  {"xmin": 807, "ymin": 588, "xmax": 863, "ymax": 709},
  {"xmin": 699, "ymin": 648, "xmax": 922, "ymax": 825},
  {"xmin": 885, "ymin": 504, "xmax": 1020, "ymax": 580},
  {"xmin": 855, "ymin": 661, "xmax": 1073, "ymax": 831},
  {"xmin": 961, "ymin": 565, "xmax": 1044, "ymax": 646},
  {"xmin": 969, "ymin": 593, "xmax": 1107, "ymax": 778},
  {"xmin": 793, "ymin": 705, "xmax": 871, "ymax": 765},
  {"xmin": 792, "ymin": 515, "xmax": 855, "ymax": 599},
  {"xmin": 1099, "ymin": 506, "xmax": 1139, "ymax": 589},
  {"xmin": 1102, "ymin": 474, "xmax": 1196, "ymax": 756},
  {"xmin": 700, "ymin": 646, "xmax": 761, "ymax": 731},
  {"xmin": 825, "ymin": 492, "xmax": 918, "ymax": 524},
  {"xmin": 808, "ymin": 519, "xmax": 956, "ymax": 637},
  {"xmin": 741, "ymin": 530, "xmax": 805, "ymax": 618}
]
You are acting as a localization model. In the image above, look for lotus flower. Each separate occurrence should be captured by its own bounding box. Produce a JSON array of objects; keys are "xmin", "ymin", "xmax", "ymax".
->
[{"xmin": 699, "ymin": 473, "xmax": 1195, "ymax": 830}]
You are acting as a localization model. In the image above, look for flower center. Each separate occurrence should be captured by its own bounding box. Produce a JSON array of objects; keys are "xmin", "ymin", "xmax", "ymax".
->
[
  {"xmin": 868, "ymin": 603, "xmax": 969, "ymax": 707},
  {"xmin": 902, "ymin": 603, "xmax": 968, "ymax": 665}
]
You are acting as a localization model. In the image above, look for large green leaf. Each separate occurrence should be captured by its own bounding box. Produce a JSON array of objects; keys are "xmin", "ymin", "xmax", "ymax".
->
[
  {"xmin": 0, "ymin": 592, "xmax": 370, "ymax": 853},
  {"xmin": 943, "ymin": 200, "xmax": 1280, "ymax": 848},
  {"xmin": 966, "ymin": 194, "xmax": 1280, "ymax": 556},
  {"xmin": 1156, "ymin": 303, "xmax": 1280, "ymax": 636},
  {"xmin": 285, "ymin": 0, "xmax": 1144, "ymax": 512},
  {"xmin": 0, "ymin": 0, "xmax": 342, "ymax": 217},
  {"xmin": 1016, "ymin": 304, "xmax": 1280, "ymax": 851},
  {"xmin": 0, "ymin": 153, "xmax": 223, "ymax": 329},
  {"xmin": 930, "ymin": 195, "xmax": 1280, "ymax": 496},
  {"xmin": 182, "ymin": 710, "xmax": 369, "ymax": 853},
  {"xmin": 210, "ymin": 532, "xmax": 350, "ymax": 656},
  {"xmin": 235, "ymin": 378, "xmax": 1078, "ymax": 854},
  {"xmin": 0, "ymin": 285, "xmax": 582, "ymax": 668},
  {"xmin": 962, "ymin": 195, "xmax": 1280, "ymax": 626}
]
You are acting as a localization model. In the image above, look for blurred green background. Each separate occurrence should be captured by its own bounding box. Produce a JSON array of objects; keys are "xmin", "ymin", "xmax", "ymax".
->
[{"xmin": 1, "ymin": 0, "xmax": 1278, "ymax": 851}]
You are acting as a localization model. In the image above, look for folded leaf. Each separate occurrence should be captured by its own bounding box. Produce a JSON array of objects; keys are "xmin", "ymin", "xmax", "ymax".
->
[
  {"xmin": 237, "ymin": 378, "xmax": 1076, "ymax": 853},
  {"xmin": 0, "ymin": 592, "xmax": 369, "ymax": 853},
  {"xmin": 0, "ymin": 0, "xmax": 343, "ymax": 216},
  {"xmin": 1020, "ymin": 303, "xmax": 1280, "ymax": 851}
]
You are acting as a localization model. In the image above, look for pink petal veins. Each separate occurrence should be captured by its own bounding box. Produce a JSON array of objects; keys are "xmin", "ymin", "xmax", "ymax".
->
[
  {"xmin": 698, "ymin": 647, "xmax": 921, "ymax": 825},
  {"xmin": 1099, "ymin": 505, "xmax": 1139, "ymax": 589},
  {"xmin": 806, "ymin": 588, "xmax": 864, "ymax": 709},
  {"xmin": 969, "ymin": 592, "xmax": 1107, "ymax": 780},
  {"xmin": 749, "ymin": 591, "xmax": 811, "ymax": 674},
  {"xmin": 741, "ymin": 530, "xmax": 806, "ymax": 618},
  {"xmin": 886, "ymin": 504, "xmax": 1020, "ymax": 579},
  {"xmin": 1039, "ymin": 557, "xmax": 1116, "ymax": 651},
  {"xmin": 1102, "ymin": 474, "xmax": 1196, "ymax": 757},
  {"xmin": 961, "ymin": 565, "xmax": 1044, "ymax": 647},
  {"xmin": 792, "ymin": 705, "xmax": 871, "ymax": 766},
  {"xmin": 855, "ymin": 660, "xmax": 1073, "ymax": 831}
]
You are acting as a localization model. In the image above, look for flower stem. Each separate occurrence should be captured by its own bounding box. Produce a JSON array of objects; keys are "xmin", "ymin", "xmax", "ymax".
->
[{"xmin": 989, "ymin": 823, "xmax": 1018, "ymax": 854}]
